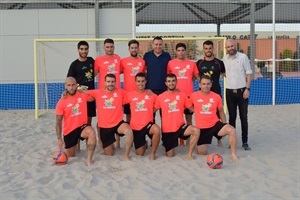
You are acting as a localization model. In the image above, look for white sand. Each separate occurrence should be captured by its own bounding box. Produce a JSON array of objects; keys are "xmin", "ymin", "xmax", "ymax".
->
[{"xmin": 0, "ymin": 104, "xmax": 299, "ymax": 199}]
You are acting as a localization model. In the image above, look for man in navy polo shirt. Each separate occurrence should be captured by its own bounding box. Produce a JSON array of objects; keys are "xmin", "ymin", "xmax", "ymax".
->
[{"xmin": 143, "ymin": 36, "xmax": 171, "ymax": 122}]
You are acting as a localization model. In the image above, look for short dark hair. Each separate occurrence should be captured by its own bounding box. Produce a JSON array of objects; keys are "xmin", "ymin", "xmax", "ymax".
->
[
  {"xmin": 128, "ymin": 39, "xmax": 139, "ymax": 47},
  {"xmin": 203, "ymin": 40, "xmax": 214, "ymax": 47},
  {"xmin": 175, "ymin": 42, "xmax": 186, "ymax": 50},
  {"xmin": 200, "ymin": 75, "xmax": 212, "ymax": 82},
  {"xmin": 105, "ymin": 73, "xmax": 116, "ymax": 80},
  {"xmin": 166, "ymin": 73, "xmax": 177, "ymax": 81},
  {"xmin": 104, "ymin": 38, "xmax": 114, "ymax": 45},
  {"xmin": 153, "ymin": 36, "xmax": 163, "ymax": 42},
  {"xmin": 77, "ymin": 41, "xmax": 89, "ymax": 49},
  {"xmin": 135, "ymin": 72, "xmax": 146, "ymax": 80}
]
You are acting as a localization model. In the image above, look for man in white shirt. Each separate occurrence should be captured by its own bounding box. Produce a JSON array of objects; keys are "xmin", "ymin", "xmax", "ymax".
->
[{"xmin": 222, "ymin": 39, "xmax": 252, "ymax": 150}]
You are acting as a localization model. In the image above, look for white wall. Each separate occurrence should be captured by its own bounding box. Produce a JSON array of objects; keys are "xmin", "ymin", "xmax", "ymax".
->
[{"xmin": 0, "ymin": 9, "xmax": 132, "ymax": 83}]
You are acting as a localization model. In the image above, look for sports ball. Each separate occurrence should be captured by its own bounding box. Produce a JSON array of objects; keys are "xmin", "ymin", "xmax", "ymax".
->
[
  {"xmin": 206, "ymin": 153, "xmax": 223, "ymax": 169},
  {"xmin": 52, "ymin": 151, "xmax": 68, "ymax": 165}
]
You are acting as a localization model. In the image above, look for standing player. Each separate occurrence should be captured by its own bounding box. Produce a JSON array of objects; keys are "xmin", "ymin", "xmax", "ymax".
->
[
  {"xmin": 124, "ymin": 72, "xmax": 160, "ymax": 160},
  {"xmin": 154, "ymin": 73, "xmax": 200, "ymax": 159},
  {"xmin": 223, "ymin": 39, "xmax": 252, "ymax": 150},
  {"xmin": 56, "ymin": 77, "xmax": 96, "ymax": 166},
  {"xmin": 196, "ymin": 40, "xmax": 226, "ymax": 147},
  {"xmin": 121, "ymin": 39, "xmax": 146, "ymax": 122},
  {"xmin": 143, "ymin": 36, "xmax": 171, "ymax": 122},
  {"xmin": 167, "ymin": 42, "xmax": 199, "ymax": 125},
  {"xmin": 67, "ymin": 41, "xmax": 96, "ymax": 151},
  {"xmin": 87, "ymin": 74, "xmax": 133, "ymax": 160},
  {"xmin": 94, "ymin": 38, "xmax": 121, "ymax": 89},
  {"xmin": 190, "ymin": 75, "xmax": 238, "ymax": 161}
]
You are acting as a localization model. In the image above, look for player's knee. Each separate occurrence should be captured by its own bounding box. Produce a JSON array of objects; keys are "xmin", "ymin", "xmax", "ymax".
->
[
  {"xmin": 192, "ymin": 126, "xmax": 200, "ymax": 136},
  {"xmin": 197, "ymin": 147, "xmax": 207, "ymax": 155},
  {"xmin": 151, "ymin": 125, "xmax": 161, "ymax": 136}
]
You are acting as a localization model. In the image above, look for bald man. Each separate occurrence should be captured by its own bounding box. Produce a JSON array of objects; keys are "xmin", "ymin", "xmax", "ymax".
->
[
  {"xmin": 222, "ymin": 39, "xmax": 252, "ymax": 151},
  {"xmin": 55, "ymin": 77, "xmax": 96, "ymax": 166}
]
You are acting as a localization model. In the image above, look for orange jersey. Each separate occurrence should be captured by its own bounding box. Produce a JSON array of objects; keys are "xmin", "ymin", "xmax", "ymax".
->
[
  {"xmin": 155, "ymin": 91, "xmax": 192, "ymax": 132},
  {"xmin": 88, "ymin": 89, "xmax": 126, "ymax": 128},
  {"xmin": 190, "ymin": 91, "xmax": 222, "ymax": 128},
  {"xmin": 121, "ymin": 57, "xmax": 146, "ymax": 91},
  {"xmin": 124, "ymin": 91, "xmax": 157, "ymax": 130},
  {"xmin": 167, "ymin": 59, "xmax": 199, "ymax": 96},
  {"xmin": 55, "ymin": 92, "xmax": 90, "ymax": 135},
  {"xmin": 94, "ymin": 54, "xmax": 121, "ymax": 89}
]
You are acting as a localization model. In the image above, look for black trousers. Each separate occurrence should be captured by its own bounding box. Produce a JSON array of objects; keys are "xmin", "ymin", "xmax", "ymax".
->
[{"xmin": 226, "ymin": 88, "xmax": 249, "ymax": 144}]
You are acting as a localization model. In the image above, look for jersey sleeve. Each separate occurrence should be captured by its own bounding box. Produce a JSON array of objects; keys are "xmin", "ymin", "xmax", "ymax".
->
[
  {"xmin": 192, "ymin": 62, "xmax": 199, "ymax": 75},
  {"xmin": 67, "ymin": 62, "xmax": 75, "ymax": 77},
  {"xmin": 55, "ymin": 100, "xmax": 64, "ymax": 115},
  {"xmin": 154, "ymin": 96, "xmax": 161, "ymax": 109}
]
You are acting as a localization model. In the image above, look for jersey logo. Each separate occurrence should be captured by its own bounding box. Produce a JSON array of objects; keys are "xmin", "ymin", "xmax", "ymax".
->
[
  {"xmin": 168, "ymin": 100, "xmax": 179, "ymax": 112},
  {"xmin": 71, "ymin": 103, "xmax": 82, "ymax": 116},
  {"xmin": 131, "ymin": 66, "xmax": 140, "ymax": 76},
  {"xmin": 135, "ymin": 100, "xmax": 147, "ymax": 111},
  {"xmin": 104, "ymin": 97, "xmax": 115, "ymax": 108}
]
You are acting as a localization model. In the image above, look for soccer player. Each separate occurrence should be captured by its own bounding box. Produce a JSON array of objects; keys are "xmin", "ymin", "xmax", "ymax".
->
[
  {"xmin": 190, "ymin": 75, "xmax": 238, "ymax": 161},
  {"xmin": 196, "ymin": 40, "xmax": 226, "ymax": 147},
  {"xmin": 124, "ymin": 72, "xmax": 160, "ymax": 160},
  {"xmin": 67, "ymin": 41, "xmax": 96, "ymax": 126},
  {"xmin": 55, "ymin": 77, "xmax": 96, "ymax": 166},
  {"xmin": 87, "ymin": 74, "xmax": 133, "ymax": 160},
  {"xmin": 167, "ymin": 42, "xmax": 199, "ymax": 125},
  {"xmin": 94, "ymin": 38, "xmax": 121, "ymax": 89},
  {"xmin": 121, "ymin": 39, "xmax": 146, "ymax": 122},
  {"xmin": 94, "ymin": 38, "xmax": 122, "ymax": 149},
  {"xmin": 154, "ymin": 73, "xmax": 200, "ymax": 159},
  {"xmin": 67, "ymin": 41, "xmax": 96, "ymax": 151}
]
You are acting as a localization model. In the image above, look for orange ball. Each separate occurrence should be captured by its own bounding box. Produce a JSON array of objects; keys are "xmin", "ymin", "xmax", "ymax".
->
[
  {"xmin": 52, "ymin": 151, "xmax": 68, "ymax": 165},
  {"xmin": 206, "ymin": 153, "xmax": 223, "ymax": 169}
]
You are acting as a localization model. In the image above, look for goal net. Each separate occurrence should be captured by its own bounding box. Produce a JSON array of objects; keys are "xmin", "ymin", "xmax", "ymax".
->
[{"xmin": 34, "ymin": 37, "xmax": 226, "ymax": 119}]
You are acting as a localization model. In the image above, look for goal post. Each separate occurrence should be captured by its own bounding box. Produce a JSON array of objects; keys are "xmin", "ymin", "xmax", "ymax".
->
[{"xmin": 34, "ymin": 37, "xmax": 227, "ymax": 119}]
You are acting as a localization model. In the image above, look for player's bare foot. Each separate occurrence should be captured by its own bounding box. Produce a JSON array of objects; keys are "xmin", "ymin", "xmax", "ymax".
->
[
  {"xmin": 98, "ymin": 141, "xmax": 103, "ymax": 150},
  {"xmin": 124, "ymin": 155, "xmax": 131, "ymax": 161},
  {"xmin": 76, "ymin": 143, "xmax": 81, "ymax": 152},
  {"xmin": 217, "ymin": 139, "xmax": 223, "ymax": 147},
  {"xmin": 150, "ymin": 154, "xmax": 156, "ymax": 160},
  {"xmin": 114, "ymin": 142, "xmax": 120, "ymax": 149},
  {"xmin": 87, "ymin": 160, "xmax": 94, "ymax": 166},
  {"xmin": 231, "ymin": 155, "xmax": 238, "ymax": 162},
  {"xmin": 185, "ymin": 154, "xmax": 194, "ymax": 160}
]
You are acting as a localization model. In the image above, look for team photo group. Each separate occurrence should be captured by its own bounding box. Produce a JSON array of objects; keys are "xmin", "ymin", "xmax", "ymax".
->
[{"xmin": 56, "ymin": 36, "xmax": 252, "ymax": 166}]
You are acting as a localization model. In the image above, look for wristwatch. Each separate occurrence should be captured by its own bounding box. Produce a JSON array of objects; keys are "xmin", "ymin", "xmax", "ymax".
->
[{"xmin": 246, "ymin": 88, "xmax": 250, "ymax": 91}]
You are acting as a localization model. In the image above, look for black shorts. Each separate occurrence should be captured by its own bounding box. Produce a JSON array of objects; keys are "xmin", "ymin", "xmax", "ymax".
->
[
  {"xmin": 162, "ymin": 124, "xmax": 190, "ymax": 152},
  {"xmin": 64, "ymin": 124, "xmax": 87, "ymax": 149},
  {"xmin": 132, "ymin": 122, "xmax": 154, "ymax": 149},
  {"xmin": 123, "ymin": 103, "xmax": 131, "ymax": 115},
  {"xmin": 87, "ymin": 101, "xmax": 96, "ymax": 117},
  {"xmin": 99, "ymin": 121, "xmax": 125, "ymax": 148},
  {"xmin": 184, "ymin": 108, "xmax": 193, "ymax": 115},
  {"xmin": 197, "ymin": 121, "xmax": 226, "ymax": 146}
]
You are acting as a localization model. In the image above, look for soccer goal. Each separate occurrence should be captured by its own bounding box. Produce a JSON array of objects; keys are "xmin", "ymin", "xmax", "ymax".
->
[{"xmin": 34, "ymin": 37, "xmax": 226, "ymax": 119}]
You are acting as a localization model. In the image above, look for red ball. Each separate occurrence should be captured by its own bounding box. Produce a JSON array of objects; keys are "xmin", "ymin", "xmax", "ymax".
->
[
  {"xmin": 206, "ymin": 153, "xmax": 223, "ymax": 169},
  {"xmin": 52, "ymin": 151, "xmax": 68, "ymax": 165}
]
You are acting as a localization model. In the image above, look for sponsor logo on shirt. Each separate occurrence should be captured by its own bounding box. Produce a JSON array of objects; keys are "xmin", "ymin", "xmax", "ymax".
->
[
  {"xmin": 135, "ymin": 100, "xmax": 147, "ymax": 111},
  {"xmin": 71, "ymin": 103, "xmax": 82, "ymax": 116},
  {"xmin": 131, "ymin": 66, "xmax": 140, "ymax": 76},
  {"xmin": 168, "ymin": 100, "xmax": 179, "ymax": 112},
  {"xmin": 104, "ymin": 97, "xmax": 115, "ymax": 109}
]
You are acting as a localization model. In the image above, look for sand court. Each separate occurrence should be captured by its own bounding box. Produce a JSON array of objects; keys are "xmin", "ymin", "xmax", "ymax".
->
[{"xmin": 0, "ymin": 104, "xmax": 299, "ymax": 199}]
